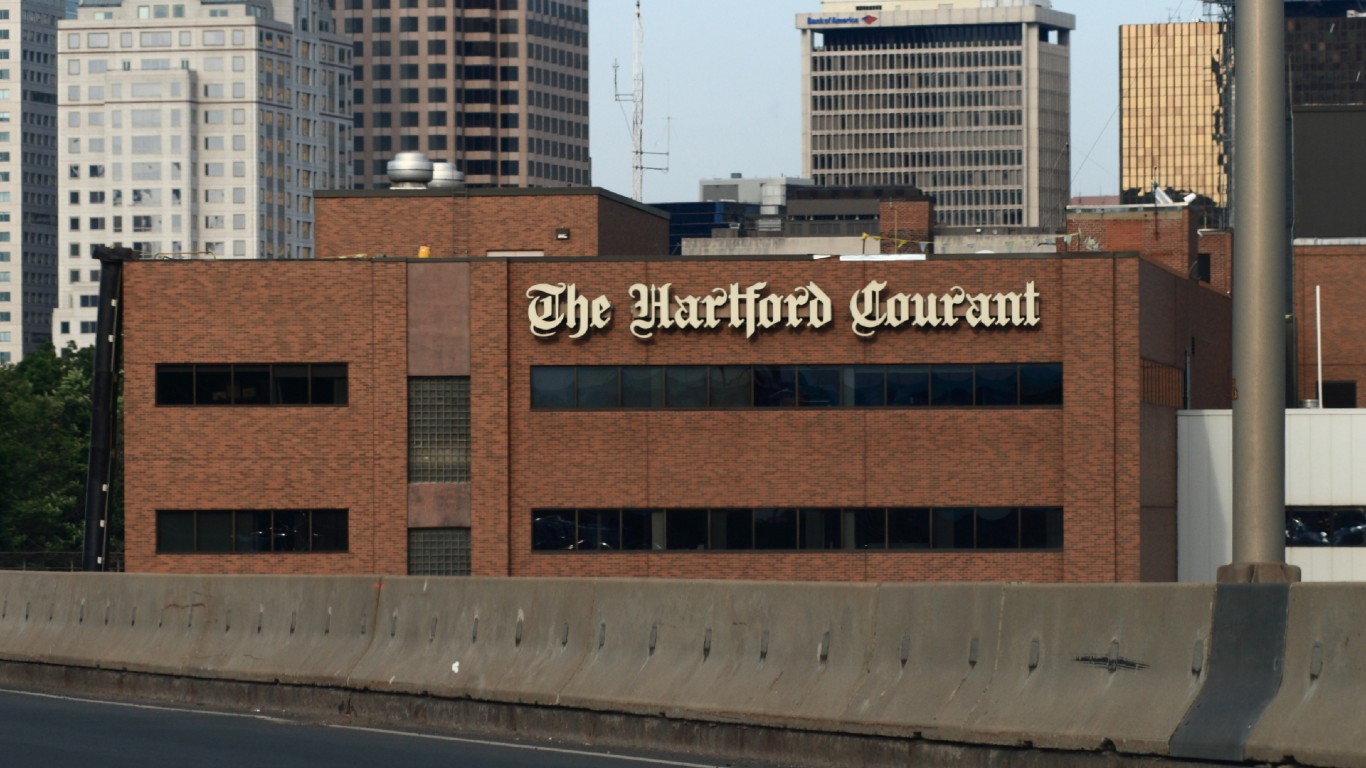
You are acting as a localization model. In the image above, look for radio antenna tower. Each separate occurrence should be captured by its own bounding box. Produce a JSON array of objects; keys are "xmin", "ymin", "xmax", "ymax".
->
[{"xmin": 613, "ymin": 1, "xmax": 668, "ymax": 202}]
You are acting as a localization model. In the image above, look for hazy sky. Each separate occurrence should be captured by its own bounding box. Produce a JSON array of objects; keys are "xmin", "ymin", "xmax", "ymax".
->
[{"xmin": 587, "ymin": 1, "xmax": 1214, "ymax": 204}]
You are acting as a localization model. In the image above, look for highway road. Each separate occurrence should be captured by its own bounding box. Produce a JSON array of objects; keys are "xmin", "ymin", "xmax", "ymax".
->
[{"xmin": 0, "ymin": 687, "xmax": 752, "ymax": 768}]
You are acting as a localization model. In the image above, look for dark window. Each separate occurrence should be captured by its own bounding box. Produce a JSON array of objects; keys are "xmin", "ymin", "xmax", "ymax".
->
[
  {"xmin": 844, "ymin": 366, "xmax": 885, "ymax": 406},
  {"xmin": 1323, "ymin": 381, "xmax": 1357, "ymax": 408},
  {"xmin": 886, "ymin": 365, "xmax": 929, "ymax": 406},
  {"xmin": 576, "ymin": 366, "xmax": 618, "ymax": 408},
  {"xmin": 799, "ymin": 508, "xmax": 842, "ymax": 550},
  {"xmin": 621, "ymin": 509, "xmax": 654, "ymax": 551},
  {"xmin": 1020, "ymin": 507, "xmax": 1064, "ymax": 549},
  {"xmin": 798, "ymin": 366, "xmax": 841, "ymax": 406},
  {"xmin": 530, "ymin": 365, "xmax": 1064, "ymax": 410},
  {"xmin": 754, "ymin": 365, "xmax": 796, "ymax": 407},
  {"xmin": 975, "ymin": 507, "xmax": 1019, "ymax": 548},
  {"xmin": 665, "ymin": 366, "xmax": 707, "ymax": 408},
  {"xmin": 578, "ymin": 509, "xmax": 617, "ymax": 550},
  {"xmin": 196, "ymin": 511, "xmax": 234, "ymax": 553},
  {"xmin": 195, "ymin": 364, "xmax": 232, "ymax": 405},
  {"xmin": 854, "ymin": 508, "xmax": 888, "ymax": 549},
  {"xmin": 311, "ymin": 365, "xmax": 348, "ymax": 405},
  {"xmin": 1194, "ymin": 253, "xmax": 1212, "ymax": 283},
  {"xmin": 155, "ymin": 509, "xmax": 348, "ymax": 553},
  {"xmin": 665, "ymin": 508, "xmax": 707, "ymax": 550},
  {"xmin": 534, "ymin": 507, "xmax": 1062, "ymax": 553},
  {"xmin": 155, "ymin": 365, "xmax": 194, "ymax": 405},
  {"xmin": 708, "ymin": 366, "xmax": 751, "ymax": 407},
  {"xmin": 530, "ymin": 366, "xmax": 574, "ymax": 408},
  {"xmin": 887, "ymin": 507, "xmax": 930, "ymax": 549},
  {"xmin": 233, "ymin": 365, "xmax": 271, "ymax": 405},
  {"xmin": 974, "ymin": 364, "xmax": 1018, "ymax": 406},
  {"xmin": 754, "ymin": 508, "xmax": 797, "ymax": 549},
  {"xmin": 1286, "ymin": 506, "xmax": 1366, "ymax": 547},
  {"xmin": 274, "ymin": 364, "xmax": 310, "ymax": 404},
  {"xmin": 930, "ymin": 366, "xmax": 974, "ymax": 407},
  {"xmin": 155, "ymin": 364, "xmax": 348, "ymax": 406},
  {"xmin": 931, "ymin": 508, "xmax": 974, "ymax": 549},
  {"xmin": 156, "ymin": 511, "xmax": 194, "ymax": 553},
  {"xmin": 621, "ymin": 366, "xmax": 663, "ymax": 408},
  {"xmin": 532, "ymin": 511, "xmax": 576, "ymax": 550},
  {"xmin": 709, "ymin": 508, "xmax": 752, "ymax": 550},
  {"xmin": 1020, "ymin": 364, "xmax": 1063, "ymax": 405}
]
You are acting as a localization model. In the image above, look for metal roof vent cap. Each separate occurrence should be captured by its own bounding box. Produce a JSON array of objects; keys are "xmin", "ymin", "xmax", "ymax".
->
[
  {"xmin": 429, "ymin": 162, "xmax": 466, "ymax": 190},
  {"xmin": 388, "ymin": 152, "xmax": 434, "ymax": 189}
]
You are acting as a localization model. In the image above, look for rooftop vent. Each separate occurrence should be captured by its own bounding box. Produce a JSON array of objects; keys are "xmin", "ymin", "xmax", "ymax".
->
[
  {"xmin": 387, "ymin": 152, "xmax": 434, "ymax": 189},
  {"xmin": 429, "ymin": 162, "xmax": 466, "ymax": 190}
]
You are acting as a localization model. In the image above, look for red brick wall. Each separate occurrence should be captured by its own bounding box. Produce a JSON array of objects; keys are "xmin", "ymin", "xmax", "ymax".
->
[
  {"xmin": 1294, "ymin": 245, "xmax": 1366, "ymax": 403},
  {"xmin": 314, "ymin": 190, "xmax": 667, "ymax": 259},
  {"xmin": 1064, "ymin": 209, "xmax": 1197, "ymax": 275},
  {"xmin": 122, "ymin": 260, "xmax": 409, "ymax": 575},
  {"xmin": 878, "ymin": 199, "xmax": 933, "ymax": 253},
  {"xmin": 482, "ymin": 255, "xmax": 1160, "ymax": 582},
  {"xmin": 121, "ymin": 252, "xmax": 1225, "ymax": 583}
]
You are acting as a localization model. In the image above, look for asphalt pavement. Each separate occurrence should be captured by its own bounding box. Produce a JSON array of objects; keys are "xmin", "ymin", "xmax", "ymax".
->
[{"xmin": 0, "ymin": 687, "xmax": 739, "ymax": 768}]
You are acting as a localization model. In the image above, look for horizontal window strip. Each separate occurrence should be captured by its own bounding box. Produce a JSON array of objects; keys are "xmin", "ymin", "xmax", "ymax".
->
[
  {"xmin": 156, "ymin": 509, "xmax": 349, "ymax": 554},
  {"xmin": 532, "ymin": 507, "xmax": 1063, "ymax": 553},
  {"xmin": 531, "ymin": 363, "xmax": 1062, "ymax": 410},
  {"xmin": 1287, "ymin": 507, "xmax": 1366, "ymax": 548},
  {"xmin": 155, "ymin": 363, "xmax": 348, "ymax": 406}
]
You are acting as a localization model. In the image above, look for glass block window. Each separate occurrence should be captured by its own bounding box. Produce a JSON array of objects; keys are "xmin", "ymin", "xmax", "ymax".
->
[
  {"xmin": 408, "ymin": 527, "xmax": 471, "ymax": 575},
  {"xmin": 409, "ymin": 377, "xmax": 471, "ymax": 482}
]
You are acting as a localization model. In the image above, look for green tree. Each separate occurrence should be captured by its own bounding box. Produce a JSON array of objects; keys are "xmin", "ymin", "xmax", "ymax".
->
[{"xmin": 0, "ymin": 344, "xmax": 106, "ymax": 554}]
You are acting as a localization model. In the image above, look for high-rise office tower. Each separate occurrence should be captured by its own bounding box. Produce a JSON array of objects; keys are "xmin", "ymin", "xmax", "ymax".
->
[
  {"xmin": 1119, "ymin": 2, "xmax": 1366, "ymax": 234},
  {"xmin": 1118, "ymin": 22, "xmax": 1227, "ymax": 206},
  {"xmin": 54, "ymin": 0, "xmax": 353, "ymax": 350},
  {"xmin": 335, "ymin": 0, "xmax": 589, "ymax": 189},
  {"xmin": 797, "ymin": 0, "xmax": 1074, "ymax": 230},
  {"xmin": 0, "ymin": 1, "xmax": 64, "ymax": 364}
]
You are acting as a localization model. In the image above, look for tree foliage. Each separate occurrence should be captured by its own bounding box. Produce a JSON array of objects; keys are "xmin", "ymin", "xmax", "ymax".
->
[{"xmin": 0, "ymin": 344, "xmax": 118, "ymax": 553}]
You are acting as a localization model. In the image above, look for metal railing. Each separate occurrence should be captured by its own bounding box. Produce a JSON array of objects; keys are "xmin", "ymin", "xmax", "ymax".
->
[{"xmin": 0, "ymin": 552, "xmax": 124, "ymax": 572}]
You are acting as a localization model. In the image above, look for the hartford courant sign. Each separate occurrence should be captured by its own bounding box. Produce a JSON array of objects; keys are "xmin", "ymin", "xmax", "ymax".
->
[{"xmin": 526, "ymin": 280, "xmax": 1040, "ymax": 340}]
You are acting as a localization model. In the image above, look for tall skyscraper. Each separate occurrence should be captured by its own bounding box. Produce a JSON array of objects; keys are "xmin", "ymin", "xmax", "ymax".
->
[
  {"xmin": 1119, "ymin": 2, "xmax": 1366, "ymax": 233},
  {"xmin": 0, "ymin": 1, "xmax": 64, "ymax": 364},
  {"xmin": 335, "ymin": 0, "xmax": 589, "ymax": 189},
  {"xmin": 797, "ymin": 0, "xmax": 1074, "ymax": 230},
  {"xmin": 53, "ymin": 0, "xmax": 353, "ymax": 350},
  {"xmin": 1118, "ymin": 22, "xmax": 1228, "ymax": 206}
]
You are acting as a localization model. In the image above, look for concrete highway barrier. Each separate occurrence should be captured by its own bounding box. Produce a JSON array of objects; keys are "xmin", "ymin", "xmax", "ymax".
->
[
  {"xmin": 0, "ymin": 573, "xmax": 1362, "ymax": 766},
  {"xmin": 1245, "ymin": 584, "xmax": 1366, "ymax": 767}
]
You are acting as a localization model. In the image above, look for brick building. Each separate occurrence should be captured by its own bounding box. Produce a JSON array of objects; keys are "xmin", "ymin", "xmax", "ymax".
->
[{"xmin": 120, "ymin": 190, "xmax": 1233, "ymax": 582}]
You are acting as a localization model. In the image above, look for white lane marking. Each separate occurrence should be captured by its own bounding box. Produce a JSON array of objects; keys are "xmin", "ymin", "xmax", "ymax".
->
[
  {"xmin": 325, "ymin": 724, "xmax": 725, "ymax": 767},
  {"xmin": 0, "ymin": 687, "xmax": 294, "ymax": 723},
  {"xmin": 0, "ymin": 688, "xmax": 724, "ymax": 767}
]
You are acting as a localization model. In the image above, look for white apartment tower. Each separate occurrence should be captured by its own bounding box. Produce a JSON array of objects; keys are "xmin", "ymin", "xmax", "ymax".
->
[
  {"xmin": 798, "ymin": 0, "xmax": 1074, "ymax": 230},
  {"xmin": 54, "ymin": 0, "xmax": 352, "ymax": 349},
  {"xmin": 0, "ymin": 1, "xmax": 64, "ymax": 364}
]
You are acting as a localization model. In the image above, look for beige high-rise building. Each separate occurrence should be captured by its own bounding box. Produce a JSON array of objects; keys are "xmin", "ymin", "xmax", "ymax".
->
[
  {"xmin": 55, "ymin": 0, "xmax": 353, "ymax": 350},
  {"xmin": 1118, "ymin": 22, "xmax": 1227, "ymax": 206},
  {"xmin": 797, "ymin": 0, "xmax": 1074, "ymax": 230},
  {"xmin": 335, "ymin": 0, "xmax": 589, "ymax": 189}
]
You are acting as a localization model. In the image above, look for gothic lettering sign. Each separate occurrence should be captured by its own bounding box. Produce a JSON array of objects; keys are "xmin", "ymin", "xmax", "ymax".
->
[
  {"xmin": 525, "ymin": 280, "xmax": 1039, "ymax": 340},
  {"xmin": 848, "ymin": 281, "xmax": 1039, "ymax": 338}
]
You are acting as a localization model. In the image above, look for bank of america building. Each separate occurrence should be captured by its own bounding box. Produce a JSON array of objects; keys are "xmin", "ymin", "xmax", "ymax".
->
[{"xmin": 797, "ymin": 0, "xmax": 1073, "ymax": 230}]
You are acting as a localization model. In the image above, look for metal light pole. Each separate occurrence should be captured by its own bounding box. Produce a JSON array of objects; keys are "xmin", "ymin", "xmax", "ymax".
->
[{"xmin": 1221, "ymin": 0, "xmax": 1299, "ymax": 583}]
